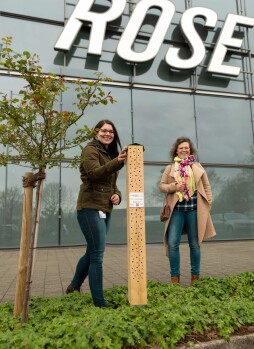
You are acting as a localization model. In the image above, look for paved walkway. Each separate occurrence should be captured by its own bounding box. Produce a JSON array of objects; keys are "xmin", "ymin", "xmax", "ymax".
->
[{"xmin": 0, "ymin": 241, "xmax": 253, "ymax": 302}]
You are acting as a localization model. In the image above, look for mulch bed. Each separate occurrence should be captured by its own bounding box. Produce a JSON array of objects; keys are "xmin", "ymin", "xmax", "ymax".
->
[
  {"xmin": 177, "ymin": 325, "xmax": 254, "ymax": 346},
  {"xmin": 126, "ymin": 325, "xmax": 254, "ymax": 348}
]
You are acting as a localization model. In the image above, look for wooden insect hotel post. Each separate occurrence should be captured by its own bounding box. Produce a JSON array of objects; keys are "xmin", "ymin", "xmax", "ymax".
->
[{"xmin": 126, "ymin": 144, "xmax": 147, "ymax": 305}]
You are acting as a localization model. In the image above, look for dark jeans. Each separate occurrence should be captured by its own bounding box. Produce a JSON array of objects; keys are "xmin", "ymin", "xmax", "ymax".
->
[
  {"xmin": 72, "ymin": 208, "xmax": 111, "ymax": 307},
  {"xmin": 167, "ymin": 209, "xmax": 200, "ymax": 277}
]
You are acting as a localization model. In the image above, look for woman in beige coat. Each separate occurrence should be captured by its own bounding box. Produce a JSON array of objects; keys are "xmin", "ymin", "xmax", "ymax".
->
[{"xmin": 159, "ymin": 137, "xmax": 216, "ymax": 285}]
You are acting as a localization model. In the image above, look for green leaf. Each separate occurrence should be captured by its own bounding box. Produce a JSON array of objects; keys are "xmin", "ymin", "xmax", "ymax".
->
[
  {"xmin": 1, "ymin": 272, "xmax": 253, "ymax": 348},
  {"xmin": 0, "ymin": 36, "xmax": 116, "ymax": 170}
]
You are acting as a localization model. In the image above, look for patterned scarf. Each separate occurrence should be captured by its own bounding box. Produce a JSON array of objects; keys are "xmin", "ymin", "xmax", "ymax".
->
[{"xmin": 174, "ymin": 155, "xmax": 196, "ymax": 202}]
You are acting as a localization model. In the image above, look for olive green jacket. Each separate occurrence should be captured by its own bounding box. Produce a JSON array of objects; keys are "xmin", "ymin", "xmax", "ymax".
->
[{"xmin": 76, "ymin": 140, "xmax": 124, "ymax": 212}]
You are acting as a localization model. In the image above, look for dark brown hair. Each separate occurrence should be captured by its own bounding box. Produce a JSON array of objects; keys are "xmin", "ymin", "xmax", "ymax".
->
[
  {"xmin": 169, "ymin": 137, "xmax": 197, "ymax": 161},
  {"xmin": 93, "ymin": 119, "xmax": 122, "ymax": 158}
]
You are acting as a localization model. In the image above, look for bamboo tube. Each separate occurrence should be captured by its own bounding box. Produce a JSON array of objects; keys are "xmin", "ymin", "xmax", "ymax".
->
[
  {"xmin": 126, "ymin": 145, "xmax": 147, "ymax": 305},
  {"xmin": 14, "ymin": 173, "xmax": 34, "ymax": 318}
]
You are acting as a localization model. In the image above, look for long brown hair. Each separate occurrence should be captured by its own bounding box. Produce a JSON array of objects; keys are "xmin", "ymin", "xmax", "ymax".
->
[{"xmin": 93, "ymin": 119, "xmax": 122, "ymax": 158}]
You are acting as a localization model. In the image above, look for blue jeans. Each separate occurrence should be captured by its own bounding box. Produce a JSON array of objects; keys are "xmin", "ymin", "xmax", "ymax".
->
[
  {"xmin": 167, "ymin": 209, "xmax": 200, "ymax": 277},
  {"xmin": 72, "ymin": 208, "xmax": 111, "ymax": 307}
]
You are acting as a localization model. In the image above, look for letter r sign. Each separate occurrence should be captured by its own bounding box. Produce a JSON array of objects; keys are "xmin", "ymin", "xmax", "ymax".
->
[{"xmin": 55, "ymin": 0, "xmax": 126, "ymax": 54}]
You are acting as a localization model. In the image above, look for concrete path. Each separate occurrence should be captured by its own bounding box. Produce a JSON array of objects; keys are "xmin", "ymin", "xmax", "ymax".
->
[{"xmin": 0, "ymin": 240, "xmax": 253, "ymax": 302}]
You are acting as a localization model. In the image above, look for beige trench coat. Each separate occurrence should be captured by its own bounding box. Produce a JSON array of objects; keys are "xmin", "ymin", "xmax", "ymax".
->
[{"xmin": 159, "ymin": 162, "xmax": 216, "ymax": 248}]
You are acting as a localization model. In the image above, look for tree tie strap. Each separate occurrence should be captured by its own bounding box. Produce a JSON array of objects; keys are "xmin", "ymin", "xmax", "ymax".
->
[{"xmin": 22, "ymin": 172, "xmax": 46, "ymax": 188}]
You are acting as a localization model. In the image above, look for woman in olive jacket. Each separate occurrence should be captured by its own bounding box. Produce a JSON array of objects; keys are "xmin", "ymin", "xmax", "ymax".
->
[
  {"xmin": 66, "ymin": 120, "xmax": 127, "ymax": 307},
  {"xmin": 159, "ymin": 137, "xmax": 216, "ymax": 285}
]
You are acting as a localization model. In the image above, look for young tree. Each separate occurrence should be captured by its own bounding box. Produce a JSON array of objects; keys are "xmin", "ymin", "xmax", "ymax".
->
[{"xmin": 0, "ymin": 36, "xmax": 116, "ymax": 322}]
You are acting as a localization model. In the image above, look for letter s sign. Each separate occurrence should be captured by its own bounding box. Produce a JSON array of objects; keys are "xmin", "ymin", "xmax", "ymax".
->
[{"xmin": 54, "ymin": 0, "xmax": 254, "ymax": 77}]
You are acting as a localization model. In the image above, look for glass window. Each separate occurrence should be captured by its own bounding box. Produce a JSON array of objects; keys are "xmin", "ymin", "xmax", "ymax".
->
[
  {"xmin": 0, "ymin": 166, "xmax": 8, "ymax": 247},
  {"xmin": 60, "ymin": 166, "xmax": 84, "ymax": 246},
  {"xmin": 0, "ymin": 164, "xmax": 24, "ymax": 248},
  {"xmin": 130, "ymin": 6, "xmax": 180, "ymax": 39},
  {"xmin": 169, "ymin": 0, "xmax": 186, "ymax": 13},
  {"xmin": 133, "ymin": 39, "xmax": 192, "ymax": 88},
  {"xmin": 103, "ymin": 169, "xmax": 127, "ymax": 244},
  {"xmin": 0, "ymin": 166, "xmax": 6, "ymax": 191},
  {"xmin": 191, "ymin": 0, "xmax": 238, "ymax": 19},
  {"xmin": 65, "ymin": 0, "xmax": 78, "ymax": 19},
  {"xmin": 132, "ymin": 90, "xmax": 196, "ymax": 161},
  {"xmin": 0, "ymin": 0, "xmax": 64, "ymax": 21},
  {"xmin": 66, "ymin": 0, "xmax": 131, "ymax": 17},
  {"xmin": 194, "ymin": 95, "xmax": 253, "ymax": 164},
  {"xmin": 245, "ymin": 0, "xmax": 254, "ymax": 17},
  {"xmin": 60, "ymin": 31, "xmax": 132, "ymax": 81},
  {"xmin": 245, "ymin": 56, "xmax": 254, "ymax": 96},
  {"xmin": 0, "ymin": 76, "xmax": 27, "ymax": 96},
  {"xmin": 0, "ymin": 76, "xmax": 61, "ymax": 160},
  {"xmin": 143, "ymin": 165, "xmax": 165, "ymax": 243},
  {"xmin": 62, "ymin": 85, "xmax": 133, "ymax": 157},
  {"xmin": 0, "ymin": 17, "xmax": 64, "ymax": 75},
  {"xmin": 209, "ymin": 166, "xmax": 254, "ymax": 240},
  {"xmin": 246, "ymin": 17, "xmax": 254, "ymax": 55},
  {"xmin": 197, "ymin": 52, "xmax": 250, "ymax": 95},
  {"xmin": 37, "ymin": 167, "xmax": 60, "ymax": 247},
  {"xmin": 143, "ymin": 165, "xmax": 254, "ymax": 242}
]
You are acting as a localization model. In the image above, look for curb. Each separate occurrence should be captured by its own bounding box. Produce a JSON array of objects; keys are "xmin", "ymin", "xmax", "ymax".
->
[{"xmin": 176, "ymin": 333, "xmax": 254, "ymax": 349}]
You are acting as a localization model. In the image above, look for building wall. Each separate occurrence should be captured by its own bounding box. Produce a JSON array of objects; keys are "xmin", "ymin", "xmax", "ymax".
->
[{"xmin": 0, "ymin": 0, "xmax": 254, "ymax": 248}]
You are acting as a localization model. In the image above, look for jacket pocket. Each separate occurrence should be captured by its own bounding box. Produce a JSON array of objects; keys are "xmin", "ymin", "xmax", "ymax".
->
[{"xmin": 92, "ymin": 184, "xmax": 112, "ymax": 194}]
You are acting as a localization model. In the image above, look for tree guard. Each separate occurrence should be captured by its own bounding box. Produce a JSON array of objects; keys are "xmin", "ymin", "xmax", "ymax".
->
[
  {"xmin": 14, "ymin": 173, "xmax": 34, "ymax": 317},
  {"xmin": 14, "ymin": 169, "xmax": 46, "ymax": 318},
  {"xmin": 126, "ymin": 144, "xmax": 147, "ymax": 305}
]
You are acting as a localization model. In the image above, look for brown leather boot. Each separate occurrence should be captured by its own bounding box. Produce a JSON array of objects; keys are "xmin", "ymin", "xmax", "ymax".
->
[
  {"xmin": 171, "ymin": 276, "xmax": 180, "ymax": 283},
  {"xmin": 190, "ymin": 274, "xmax": 199, "ymax": 286}
]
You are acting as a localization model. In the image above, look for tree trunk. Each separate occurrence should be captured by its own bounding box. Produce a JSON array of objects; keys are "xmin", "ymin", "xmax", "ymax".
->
[
  {"xmin": 13, "ymin": 173, "xmax": 34, "ymax": 318},
  {"xmin": 21, "ymin": 167, "xmax": 45, "ymax": 323}
]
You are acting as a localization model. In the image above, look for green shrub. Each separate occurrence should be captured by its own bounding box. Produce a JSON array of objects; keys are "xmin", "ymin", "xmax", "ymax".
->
[{"xmin": 0, "ymin": 271, "xmax": 253, "ymax": 348}]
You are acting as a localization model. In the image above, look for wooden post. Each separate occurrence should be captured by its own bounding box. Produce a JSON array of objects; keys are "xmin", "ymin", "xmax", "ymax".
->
[
  {"xmin": 13, "ymin": 173, "xmax": 34, "ymax": 318},
  {"xmin": 126, "ymin": 144, "xmax": 147, "ymax": 305},
  {"xmin": 22, "ymin": 167, "xmax": 45, "ymax": 323}
]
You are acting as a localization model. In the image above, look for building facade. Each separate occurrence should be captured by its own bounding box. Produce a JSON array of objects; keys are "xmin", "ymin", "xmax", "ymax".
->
[{"xmin": 0, "ymin": 0, "xmax": 254, "ymax": 248}]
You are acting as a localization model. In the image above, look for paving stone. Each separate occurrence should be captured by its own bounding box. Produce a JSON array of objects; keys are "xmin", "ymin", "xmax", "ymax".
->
[{"xmin": 0, "ymin": 241, "xmax": 253, "ymax": 302}]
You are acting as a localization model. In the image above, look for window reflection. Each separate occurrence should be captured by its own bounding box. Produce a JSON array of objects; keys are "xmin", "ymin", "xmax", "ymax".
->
[
  {"xmin": 0, "ymin": 0, "xmax": 64, "ymax": 21},
  {"xmin": 0, "ymin": 17, "xmax": 63, "ymax": 75},
  {"xmin": 62, "ymin": 84, "xmax": 132, "ymax": 157},
  {"xmin": 0, "ymin": 165, "xmax": 23, "ymax": 248},
  {"xmin": 60, "ymin": 166, "xmax": 84, "ymax": 246},
  {"xmin": 192, "ymin": 0, "xmax": 237, "ymax": 19},
  {"xmin": 1, "ymin": 0, "xmax": 254, "ymax": 249},
  {"xmin": 134, "ymin": 40, "xmax": 192, "ymax": 87},
  {"xmin": 142, "ymin": 165, "xmax": 254, "ymax": 243},
  {"xmin": 195, "ymin": 95, "xmax": 253, "ymax": 164},
  {"xmin": 132, "ymin": 90, "xmax": 196, "ymax": 161},
  {"xmin": 37, "ymin": 167, "xmax": 60, "ymax": 247},
  {"xmin": 245, "ymin": 0, "xmax": 254, "ymax": 53},
  {"xmin": 209, "ymin": 167, "xmax": 254, "ymax": 240},
  {"xmin": 1, "ymin": 163, "xmax": 253, "ymax": 247},
  {"xmin": 197, "ymin": 53, "xmax": 249, "ymax": 95}
]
